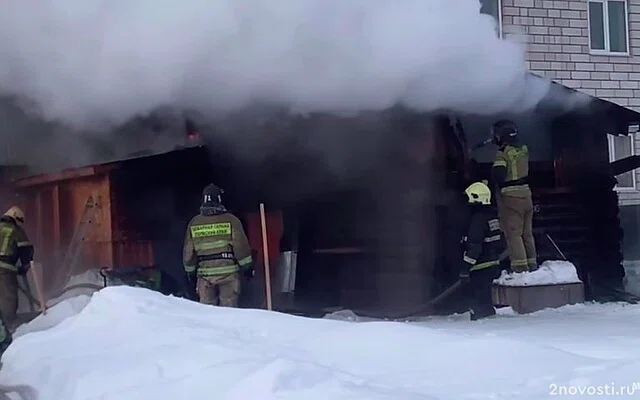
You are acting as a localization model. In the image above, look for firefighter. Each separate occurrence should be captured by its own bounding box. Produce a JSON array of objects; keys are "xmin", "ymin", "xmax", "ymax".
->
[
  {"xmin": 0, "ymin": 313, "xmax": 11, "ymax": 359},
  {"xmin": 0, "ymin": 206, "xmax": 34, "ymax": 327},
  {"xmin": 490, "ymin": 119, "xmax": 537, "ymax": 273},
  {"xmin": 459, "ymin": 181, "xmax": 504, "ymax": 320},
  {"xmin": 183, "ymin": 184, "xmax": 254, "ymax": 307}
]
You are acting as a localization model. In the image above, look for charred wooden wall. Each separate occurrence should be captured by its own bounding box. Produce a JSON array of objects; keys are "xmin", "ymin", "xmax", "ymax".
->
[
  {"xmin": 108, "ymin": 146, "xmax": 216, "ymax": 290},
  {"xmin": 549, "ymin": 114, "xmax": 625, "ymax": 300}
]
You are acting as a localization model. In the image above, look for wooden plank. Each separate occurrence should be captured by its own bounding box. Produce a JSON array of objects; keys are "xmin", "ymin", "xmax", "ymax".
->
[
  {"xmin": 103, "ymin": 174, "xmax": 114, "ymax": 269},
  {"xmin": 34, "ymin": 191, "xmax": 46, "ymax": 290},
  {"xmin": 14, "ymin": 167, "xmax": 98, "ymax": 188},
  {"xmin": 13, "ymin": 164, "xmax": 119, "ymax": 188},
  {"xmin": 52, "ymin": 184, "xmax": 61, "ymax": 252}
]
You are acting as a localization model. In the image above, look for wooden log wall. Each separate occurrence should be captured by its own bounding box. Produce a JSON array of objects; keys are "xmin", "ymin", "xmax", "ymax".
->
[{"xmin": 549, "ymin": 114, "xmax": 625, "ymax": 300}]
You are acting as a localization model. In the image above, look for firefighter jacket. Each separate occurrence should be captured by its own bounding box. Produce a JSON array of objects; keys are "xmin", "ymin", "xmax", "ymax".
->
[
  {"xmin": 491, "ymin": 144, "xmax": 531, "ymax": 198},
  {"xmin": 460, "ymin": 206, "xmax": 505, "ymax": 274},
  {"xmin": 0, "ymin": 216, "xmax": 34, "ymax": 272},
  {"xmin": 183, "ymin": 210, "xmax": 253, "ymax": 277}
]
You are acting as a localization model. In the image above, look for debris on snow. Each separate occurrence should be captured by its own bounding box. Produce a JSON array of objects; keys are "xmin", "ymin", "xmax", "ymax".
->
[
  {"xmin": 17, "ymin": 268, "xmax": 104, "ymax": 316},
  {"xmin": 323, "ymin": 309, "xmax": 361, "ymax": 322},
  {"xmin": 494, "ymin": 260, "xmax": 581, "ymax": 287},
  {"xmin": 46, "ymin": 269, "xmax": 106, "ymax": 305},
  {"xmin": 13, "ymin": 295, "xmax": 92, "ymax": 338}
]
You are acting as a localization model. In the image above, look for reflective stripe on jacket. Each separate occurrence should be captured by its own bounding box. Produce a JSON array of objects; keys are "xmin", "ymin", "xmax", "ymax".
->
[
  {"xmin": 0, "ymin": 217, "xmax": 33, "ymax": 272},
  {"xmin": 461, "ymin": 206, "xmax": 505, "ymax": 273},
  {"xmin": 183, "ymin": 212, "xmax": 253, "ymax": 277},
  {"xmin": 492, "ymin": 144, "xmax": 531, "ymax": 197}
]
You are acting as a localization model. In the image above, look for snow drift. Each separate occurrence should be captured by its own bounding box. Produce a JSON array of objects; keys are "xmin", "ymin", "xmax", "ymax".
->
[
  {"xmin": 2, "ymin": 286, "xmax": 640, "ymax": 399},
  {"xmin": 494, "ymin": 260, "xmax": 582, "ymax": 287},
  {"xmin": 0, "ymin": 0, "xmax": 574, "ymax": 130}
]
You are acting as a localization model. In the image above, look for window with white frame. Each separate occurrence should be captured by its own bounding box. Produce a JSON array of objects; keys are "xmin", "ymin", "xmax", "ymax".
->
[
  {"xmin": 608, "ymin": 134, "xmax": 636, "ymax": 190},
  {"xmin": 588, "ymin": 0, "xmax": 629, "ymax": 54},
  {"xmin": 480, "ymin": 0, "xmax": 502, "ymax": 38}
]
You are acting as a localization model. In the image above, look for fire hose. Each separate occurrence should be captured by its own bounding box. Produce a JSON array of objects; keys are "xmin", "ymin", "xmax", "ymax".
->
[
  {"xmin": 351, "ymin": 279, "xmax": 465, "ymax": 321},
  {"xmin": 17, "ymin": 282, "xmax": 104, "ymax": 311},
  {"xmin": 350, "ymin": 250, "xmax": 510, "ymax": 321}
]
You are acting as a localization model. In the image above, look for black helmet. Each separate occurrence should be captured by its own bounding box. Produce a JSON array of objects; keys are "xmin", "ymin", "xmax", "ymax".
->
[
  {"xmin": 491, "ymin": 119, "xmax": 518, "ymax": 145},
  {"xmin": 202, "ymin": 183, "xmax": 223, "ymax": 206}
]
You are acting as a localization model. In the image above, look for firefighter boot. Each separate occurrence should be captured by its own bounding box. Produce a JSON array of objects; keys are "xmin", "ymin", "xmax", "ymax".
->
[{"xmin": 470, "ymin": 307, "xmax": 496, "ymax": 321}]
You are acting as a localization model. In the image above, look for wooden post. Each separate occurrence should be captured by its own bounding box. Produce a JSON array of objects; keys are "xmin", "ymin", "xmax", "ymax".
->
[
  {"xmin": 259, "ymin": 203, "xmax": 273, "ymax": 311},
  {"xmin": 29, "ymin": 261, "xmax": 47, "ymax": 315}
]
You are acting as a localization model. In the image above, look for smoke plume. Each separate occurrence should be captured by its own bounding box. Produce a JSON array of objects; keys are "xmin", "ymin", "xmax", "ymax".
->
[{"xmin": 0, "ymin": 0, "xmax": 565, "ymax": 130}]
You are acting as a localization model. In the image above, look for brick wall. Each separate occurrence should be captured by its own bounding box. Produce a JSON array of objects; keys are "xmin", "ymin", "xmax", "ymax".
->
[
  {"xmin": 499, "ymin": 0, "xmax": 640, "ymax": 205},
  {"xmin": 501, "ymin": 0, "xmax": 640, "ymax": 109}
]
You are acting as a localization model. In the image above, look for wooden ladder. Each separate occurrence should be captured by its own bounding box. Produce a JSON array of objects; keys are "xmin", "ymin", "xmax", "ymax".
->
[{"xmin": 54, "ymin": 193, "xmax": 101, "ymax": 292}]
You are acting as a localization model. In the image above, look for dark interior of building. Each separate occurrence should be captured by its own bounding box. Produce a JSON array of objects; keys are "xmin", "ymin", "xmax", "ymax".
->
[{"xmin": 108, "ymin": 109, "xmax": 445, "ymax": 314}]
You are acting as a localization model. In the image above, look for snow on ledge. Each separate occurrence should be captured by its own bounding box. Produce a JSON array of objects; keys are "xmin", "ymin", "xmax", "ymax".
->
[{"xmin": 493, "ymin": 260, "xmax": 582, "ymax": 287}]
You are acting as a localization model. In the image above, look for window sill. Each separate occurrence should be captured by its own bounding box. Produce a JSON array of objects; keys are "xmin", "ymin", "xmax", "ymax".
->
[
  {"xmin": 614, "ymin": 187, "xmax": 638, "ymax": 192},
  {"xmin": 589, "ymin": 50, "xmax": 630, "ymax": 57}
]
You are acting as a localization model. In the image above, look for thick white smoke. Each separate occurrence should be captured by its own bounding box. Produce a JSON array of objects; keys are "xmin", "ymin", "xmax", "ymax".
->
[{"xmin": 0, "ymin": 0, "xmax": 561, "ymax": 129}]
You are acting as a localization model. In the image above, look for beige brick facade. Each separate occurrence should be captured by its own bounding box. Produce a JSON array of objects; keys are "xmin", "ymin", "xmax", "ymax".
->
[
  {"xmin": 484, "ymin": 0, "xmax": 640, "ymax": 204},
  {"xmin": 500, "ymin": 0, "xmax": 640, "ymax": 108}
]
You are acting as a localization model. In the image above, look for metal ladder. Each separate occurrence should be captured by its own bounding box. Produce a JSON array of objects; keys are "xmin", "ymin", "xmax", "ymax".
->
[{"xmin": 54, "ymin": 194, "xmax": 101, "ymax": 292}]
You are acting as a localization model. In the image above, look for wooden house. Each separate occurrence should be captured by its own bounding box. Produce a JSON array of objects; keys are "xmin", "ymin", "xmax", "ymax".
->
[{"xmin": 4, "ymin": 77, "xmax": 640, "ymax": 317}]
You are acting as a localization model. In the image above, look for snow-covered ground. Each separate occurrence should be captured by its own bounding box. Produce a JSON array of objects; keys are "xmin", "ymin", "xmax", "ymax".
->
[{"xmin": 2, "ymin": 286, "xmax": 640, "ymax": 400}]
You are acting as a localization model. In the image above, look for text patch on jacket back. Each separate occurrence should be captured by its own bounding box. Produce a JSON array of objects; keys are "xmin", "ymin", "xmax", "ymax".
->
[{"xmin": 190, "ymin": 223, "xmax": 232, "ymax": 238}]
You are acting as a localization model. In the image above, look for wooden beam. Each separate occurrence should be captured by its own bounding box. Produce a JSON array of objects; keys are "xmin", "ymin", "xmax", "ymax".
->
[
  {"xmin": 14, "ymin": 167, "xmax": 98, "ymax": 188},
  {"xmin": 52, "ymin": 184, "xmax": 61, "ymax": 253},
  {"xmin": 35, "ymin": 191, "xmax": 43, "ymax": 261},
  {"xmin": 13, "ymin": 164, "xmax": 119, "ymax": 188}
]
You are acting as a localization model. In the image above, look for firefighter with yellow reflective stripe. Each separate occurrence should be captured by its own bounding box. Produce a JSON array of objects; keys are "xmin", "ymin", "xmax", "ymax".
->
[
  {"xmin": 0, "ymin": 206, "xmax": 34, "ymax": 328},
  {"xmin": 490, "ymin": 119, "xmax": 538, "ymax": 273},
  {"xmin": 459, "ymin": 182, "xmax": 505, "ymax": 320},
  {"xmin": 183, "ymin": 184, "xmax": 254, "ymax": 307}
]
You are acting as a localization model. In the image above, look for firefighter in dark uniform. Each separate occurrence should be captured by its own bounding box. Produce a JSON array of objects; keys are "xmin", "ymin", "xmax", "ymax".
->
[
  {"xmin": 459, "ymin": 181, "xmax": 505, "ymax": 320},
  {"xmin": 183, "ymin": 184, "xmax": 254, "ymax": 307},
  {"xmin": 0, "ymin": 316, "xmax": 10, "ymax": 361},
  {"xmin": 490, "ymin": 119, "xmax": 537, "ymax": 273},
  {"xmin": 0, "ymin": 206, "xmax": 34, "ymax": 330}
]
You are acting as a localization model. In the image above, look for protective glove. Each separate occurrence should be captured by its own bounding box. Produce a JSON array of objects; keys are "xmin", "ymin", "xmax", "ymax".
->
[
  {"xmin": 458, "ymin": 261, "xmax": 471, "ymax": 284},
  {"xmin": 243, "ymin": 266, "xmax": 255, "ymax": 280},
  {"xmin": 17, "ymin": 263, "xmax": 31, "ymax": 276},
  {"xmin": 185, "ymin": 271, "xmax": 198, "ymax": 300}
]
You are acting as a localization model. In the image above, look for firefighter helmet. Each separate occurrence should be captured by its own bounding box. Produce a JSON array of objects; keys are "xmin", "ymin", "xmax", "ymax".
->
[
  {"xmin": 491, "ymin": 119, "xmax": 518, "ymax": 145},
  {"xmin": 202, "ymin": 183, "xmax": 224, "ymax": 205},
  {"xmin": 465, "ymin": 182, "xmax": 491, "ymax": 205},
  {"xmin": 4, "ymin": 206, "xmax": 25, "ymax": 224}
]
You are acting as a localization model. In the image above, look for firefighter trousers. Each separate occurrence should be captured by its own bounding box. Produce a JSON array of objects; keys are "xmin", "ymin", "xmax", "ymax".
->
[
  {"xmin": 196, "ymin": 272, "xmax": 241, "ymax": 308},
  {"xmin": 467, "ymin": 266, "xmax": 498, "ymax": 320},
  {"xmin": 0, "ymin": 270, "xmax": 18, "ymax": 327},
  {"xmin": 0, "ymin": 309, "xmax": 11, "ymax": 357},
  {"xmin": 498, "ymin": 195, "xmax": 537, "ymax": 272}
]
